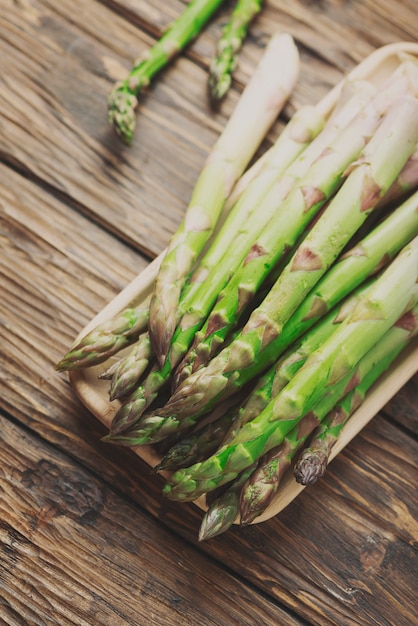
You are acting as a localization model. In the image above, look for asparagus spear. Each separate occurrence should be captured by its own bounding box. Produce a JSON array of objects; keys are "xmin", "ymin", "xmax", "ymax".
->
[
  {"xmin": 161, "ymin": 239, "xmax": 418, "ymax": 501},
  {"xmin": 99, "ymin": 333, "xmax": 153, "ymax": 401},
  {"xmin": 293, "ymin": 305, "xmax": 418, "ymax": 486},
  {"xmin": 108, "ymin": 0, "xmax": 226, "ymax": 144},
  {"xmin": 240, "ymin": 307, "xmax": 418, "ymax": 523},
  {"xmin": 198, "ymin": 465, "xmax": 256, "ymax": 540},
  {"xmin": 155, "ymin": 407, "xmax": 237, "ymax": 472},
  {"xmin": 148, "ymin": 33, "xmax": 300, "ymax": 366},
  {"xmin": 208, "ymin": 0, "xmax": 263, "ymax": 102},
  {"xmin": 55, "ymin": 299, "xmax": 150, "ymax": 371}
]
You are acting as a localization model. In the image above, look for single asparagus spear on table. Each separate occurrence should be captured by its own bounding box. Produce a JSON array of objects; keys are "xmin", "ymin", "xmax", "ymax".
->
[
  {"xmin": 148, "ymin": 33, "xmax": 300, "ymax": 367},
  {"xmin": 161, "ymin": 237, "xmax": 418, "ymax": 502},
  {"xmin": 111, "ymin": 92, "xmax": 418, "ymax": 444},
  {"xmin": 108, "ymin": 0, "xmax": 226, "ymax": 144},
  {"xmin": 239, "ymin": 305, "xmax": 418, "ymax": 524},
  {"xmin": 208, "ymin": 0, "xmax": 263, "ymax": 103}
]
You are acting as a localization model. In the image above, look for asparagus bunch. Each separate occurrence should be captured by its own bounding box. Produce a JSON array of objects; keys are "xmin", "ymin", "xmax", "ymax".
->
[
  {"xmin": 108, "ymin": 0, "xmax": 226, "ymax": 144},
  {"xmin": 162, "ymin": 238, "xmax": 418, "ymax": 501},
  {"xmin": 113, "ymin": 92, "xmax": 418, "ymax": 446},
  {"xmin": 208, "ymin": 0, "xmax": 263, "ymax": 102},
  {"xmin": 148, "ymin": 33, "xmax": 299, "ymax": 366},
  {"xmin": 292, "ymin": 305, "xmax": 418, "ymax": 486},
  {"xmin": 239, "ymin": 305, "xmax": 418, "ymax": 524}
]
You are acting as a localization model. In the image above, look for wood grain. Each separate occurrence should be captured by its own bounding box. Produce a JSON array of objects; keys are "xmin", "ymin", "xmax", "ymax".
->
[
  {"xmin": 0, "ymin": 417, "xmax": 306, "ymax": 626},
  {"xmin": 1, "ymin": 1, "xmax": 418, "ymax": 625}
]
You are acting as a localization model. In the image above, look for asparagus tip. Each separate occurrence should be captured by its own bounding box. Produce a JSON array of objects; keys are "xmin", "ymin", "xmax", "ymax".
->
[
  {"xmin": 293, "ymin": 450, "xmax": 328, "ymax": 486},
  {"xmin": 107, "ymin": 85, "xmax": 138, "ymax": 145}
]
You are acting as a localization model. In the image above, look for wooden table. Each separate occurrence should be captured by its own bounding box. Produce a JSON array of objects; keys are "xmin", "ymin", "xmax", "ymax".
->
[{"xmin": 1, "ymin": 1, "xmax": 417, "ymax": 624}]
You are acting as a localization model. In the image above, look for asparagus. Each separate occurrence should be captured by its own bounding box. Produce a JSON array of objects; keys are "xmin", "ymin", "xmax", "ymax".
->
[
  {"xmin": 55, "ymin": 300, "xmax": 150, "ymax": 371},
  {"xmin": 171, "ymin": 72, "xmax": 416, "ymax": 382},
  {"xmin": 111, "ymin": 180, "xmax": 418, "ymax": 443},
  {"xmin": 240, "ymin": 308, "xmax": 418, "ymax": 523},
  {"xmin": 293, "ymin": 305, "xmax": 418, "ymax": 486},
  {"xmin": 198, "ymin": 465, "xmax": 256, "ymax": 540},
  {"xmin": 99, "ymin": 333, "xmax": 153, "ymax": 401},
  {"xmin": 161, "ymin": 239, "xmax": 418, "ymax": 501},
  {"xmin": 155, "ymin": 407, "xmax": 237, "ymax": 472},
  {"xmin": 108, "ymin": 0, "xmax": 226, "ymax": 144},
  {"xmin": 164, "ymin": 105, "xmax": 326, "ymax": 369},
  {"xmin": 127, "ymin": 94, "xmax": 418, "ymax": 441},
  {"xmin": 208, "ymin": 0, "xmax": 263, "ymax": 102},
  {"xmin": 173, "ymin": 81, "xmax": 377, "ymax": 386},
  {"xmin": 148, "ymin": 33, "xmax": 299, "ymax": 366}
]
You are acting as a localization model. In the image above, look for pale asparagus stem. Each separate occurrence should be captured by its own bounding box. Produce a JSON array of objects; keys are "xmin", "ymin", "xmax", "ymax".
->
[
  {"xmin": 240, "ymin": 308, "xmax": 418, "ymax": 523},
  {"xmin": 148, "ymin": 33, "xmax": 300, "ymax": 366},
  {"xmin": 55, "ymin": 298, "xmax": 151, "ymax": 371},
  {"xmin": 293, "ymin": 305, "xmax": 418, "ymax": 486},
  {"xmin": 198, "ymin": 465, "xmax": 256, "ymax": 540},
  {"xmin": 224, "ymin": 78, "xmax": 376, "ymax": 211},
  {"xmin": 100, "ymin": 333, "xmax": 153, "ymax": 401},
  {"xmin": 162, "ymin": 240, "xmax": 418, "ymax": 501},
  {"xmin": 108, "ymin": 0, "xmax": 226, "ymax": 144},
  {"xmin": 154, "ymin": 94, "xmax": 418, "ymax": 426},
  {"xmin": 208, "ymin": 0, "xmax": 263, "ymax": 102}
]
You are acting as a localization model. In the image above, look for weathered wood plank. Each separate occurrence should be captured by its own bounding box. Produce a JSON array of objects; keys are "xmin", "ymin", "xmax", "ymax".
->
[
  {"xmin": 1, "ymin": 163, "xmax": 417, "ymax": 626},
  {"xmin": 0, "ymin": 416, "xmax": 306, "ymax": 626}
]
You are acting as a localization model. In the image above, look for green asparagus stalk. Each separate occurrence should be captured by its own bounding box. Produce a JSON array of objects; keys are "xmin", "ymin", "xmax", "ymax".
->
[
  {"xmin": 55, "ymin": 299, "xmax": 151, "ymax": 371},
  {"xmin": 148, "ymin": 33, "xmax": 300, "ymax": 366},
  {"xmin": 293, "ymin": 306, "xmax": 418, "ymax": 486},
  {"xmin": 170, "ymin": 72, "xmax": 417, "ymax": 382},
  {"xmin": 240, "ymin": 307, "xmax": 418, "ymax": 523},
  {"xmin": 222, "ymin": 284, "xmax": 371, "ymax": 446},
  {"xmin": 99, "ymin": 333, "xmax": 153, "ymax": 401},
  {"xmin": 208, "ymin": 0, "xmax": 263, "ymax": 102},
  {"xmin": 157, "ymin": 283, "xmax": 368, "ymax": 471},
  {"xmin": 161, "ymin": 239, "xmax": 418, "ymax": 501},
  {"xmin": 198, "ymin": 465, "xmax": 256, "ymax": 540},
  {"xmin": 108, "ymin": 0, "xmax": 226, "ymax": 144}
]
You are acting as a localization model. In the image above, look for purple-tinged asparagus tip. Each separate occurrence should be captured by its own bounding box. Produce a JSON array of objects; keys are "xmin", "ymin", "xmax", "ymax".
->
[{"xmin": 293, "ymin": 450, "xmax": 328, "ymax": 486}]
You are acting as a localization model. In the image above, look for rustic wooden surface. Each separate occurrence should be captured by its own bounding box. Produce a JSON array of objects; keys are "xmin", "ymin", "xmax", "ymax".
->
[{"xmin": 1, "ymin": 1, "xmax": 417, "ymax": 624}]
